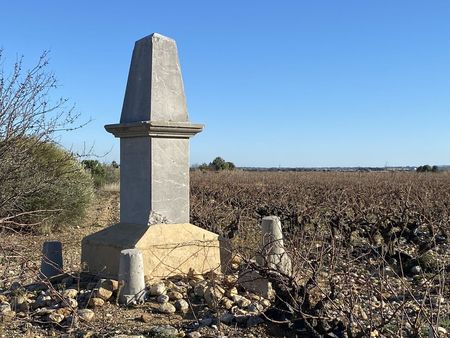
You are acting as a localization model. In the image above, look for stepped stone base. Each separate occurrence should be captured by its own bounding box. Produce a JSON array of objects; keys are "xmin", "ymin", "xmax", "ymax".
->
[{"xmin": 81, "ymin": 223, "xmax": 222, "ymax": 279}]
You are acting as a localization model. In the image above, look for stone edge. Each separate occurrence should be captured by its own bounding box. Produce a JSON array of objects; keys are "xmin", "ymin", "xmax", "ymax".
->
[{"xmin": 105, "ymin": 121, "xmax": 204, "ymax": 138}]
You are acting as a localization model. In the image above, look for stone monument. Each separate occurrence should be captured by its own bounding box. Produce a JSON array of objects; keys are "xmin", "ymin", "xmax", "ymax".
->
[{"xmin": 81, "ymin": 33, "xmax": 221, "ymax": 279}]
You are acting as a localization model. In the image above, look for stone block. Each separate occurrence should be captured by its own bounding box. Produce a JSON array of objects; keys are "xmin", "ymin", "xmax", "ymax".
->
[
  {"xmin": 237, "ymin": 270, "xmax": 273, "ymax": 299},
  {"xmin": 81, "ymin": 223, "xmax": 221, "ymax": 279},
  {"xmin": 40, "ymin": 241, "xmax": 63, "ymax": 278}
]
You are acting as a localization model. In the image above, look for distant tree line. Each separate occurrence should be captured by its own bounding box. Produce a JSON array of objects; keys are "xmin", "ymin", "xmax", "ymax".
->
[
  {"xmin": 197, "ymin": 157, "xmax": 236, "ymax": 171},
  {"xmin": 416, "ymin": 165, "xmax": 439, "ymax": 173},
  {"xmin": 81, "ymin": 160, "xmax": 120, "ymax": 188}
]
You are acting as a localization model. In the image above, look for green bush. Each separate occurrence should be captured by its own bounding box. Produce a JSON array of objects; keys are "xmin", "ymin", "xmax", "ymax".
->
[
  {"xmin": 19, "ymin": 141, "xmax": 94, "ymax": 232},
  {"xmin": 197, "ymin": 157, "xmax": 236, "ymax": 171},
  {"xmin": 416, "ymin": 164, "xmax": 439, "ymax": 173},
  {"xmin": 82, "ymin": 160, "xmax": 120, "ymax": 188}
]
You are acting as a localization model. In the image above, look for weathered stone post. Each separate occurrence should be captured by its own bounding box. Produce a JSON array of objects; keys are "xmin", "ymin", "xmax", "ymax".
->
[
  {"xmin": 239, "ymin": 216, "xmax": 292, "ymax": 298},
  {"xmin": 40, "ymin": 241, "xmax": 63, "ymax": 278},
  {"xmin": 258, "ymin": 216, "xmax": 292, "ymax": 276},
  {"xmin": 118, "ymin": 249, "xmax": 146, "ymax": 304},
  {"xmin": 81, "ymin": 33, "xmax": 221, "ymax": 279}
]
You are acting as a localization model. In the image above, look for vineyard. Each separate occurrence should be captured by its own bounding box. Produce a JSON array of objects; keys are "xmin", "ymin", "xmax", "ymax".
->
[
  {"xmin": 191, "ymin": 170, "xmax": 450, "ymax": 337},
  {"xmin": 0, "ymin": 171, "xmax": 449, "ymax": 337}
]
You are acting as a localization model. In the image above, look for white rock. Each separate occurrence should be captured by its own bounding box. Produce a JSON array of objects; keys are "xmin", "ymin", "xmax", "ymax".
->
[
  {"xmin": 158, "ymin": 302, "xmax": 176, "ymax": 314},
  {"xmin": 220, "ymin": 297, "xmax": 233, "ymax": 310},
  {"xmin": 226, "ymin": 287, "xmax": 238, "ymax": 298},
  {"xmin": 149, "ymin": 325, "xmax": 178, "ymax": 336},
  {"xmin": 168, "ymin": 291, "xmax": 184, "ymax": 300},
  {"xmin": 78, "ymin": 308, "xmax": 95, "ymax": 322},
  {"xmin": 204, "ymin": 286, "xmax": 224, "ymax": 307},
  {"xmin": 232, "ymin": 295, "xmax": 251, "ymax": 308},
  {"xmin": 175, "ymin": 299, "xmax": 189, "ymax": 313},
  {"xmin": 62, "ymin": 289, "xmax": 78, "ymax": 299},
  {"xmin": 48, "ymin": 312, "xmax": 65, "ymax": 323},
  {"xmin": 261, "ymin": 299, "xmax": 271, "ymax": 307},
  {"xmin": 148, "ymin": 282, "xmax": 166, "ymax": 296},
  {"xmin": 0, "ymin": 302, "xmax": 11, "ymax": 313},
  {"xmin": 156, "ymin": 294, "xmax": 170, "ymax": 303},
  {"xmin": 410, "ymin": 265, "xmax": 422, "ymax": 275},
  {"xmin": 65, "ymin": 298, "xmax": 78, "ymax": 308},
  {"xmin": 438, "ymin": 327, "xmax": 448, "ymax": 335}
]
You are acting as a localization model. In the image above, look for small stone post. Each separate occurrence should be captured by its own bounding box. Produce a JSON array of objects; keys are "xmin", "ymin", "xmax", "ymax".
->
[
  {"xmin": 258, "ymin": 216, "xmax": 292, "ymax": 276},
  {"xmin": 40, "ymin": 241, "xmax": 63, "ymax": 278},
  {"xmin": 118, "ymin": 249, "xmax": 146, "ymax": 304}
]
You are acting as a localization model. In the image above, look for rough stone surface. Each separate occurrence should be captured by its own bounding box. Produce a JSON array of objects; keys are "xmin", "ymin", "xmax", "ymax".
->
[
  {"xmin": 158, "ymin": 302, "xmax": 176, "ymax": 314},
  {"xmin": 82, "ymin": 223, "xmax": 221, "ymax": 279},
  {"xmin": 0, "ymin": 302, "xmax": 11, "ymax": 313},
  {"xmin": 149, "ymin": 282, "xmax": 167, "ymax": 296},
  {"xmin": 168, "ymin": 291, "xmax": 183, "ymax": 300},
  {"xmin": 238, "ymin": 270, "xmax": 273, "ymax": 299},
  {"xmin": 78, "ymin": 309, "xmax": 95, "ymax": 322},
  {"xmin": 257, "ymin": 216, "xmax": 292, "ymax": 276},
  {"xmin": 95, "ymin": 286, "xmax": 113, "ymax": 301},
  {"xmin": 156, "ymin": 294, "xmax": 170, "ymax": 303},
  {"xmin": 106, "ymin": 33, "xmax": 203, "ymax": 226},
  {"xmin": 118, "ymin": 249, "xmax": 146, "ymax": 304},
  {"xmin": 40, "ymin": 241, "xmax": 63, "ymax": 278},
  {"xmin": 62, "ymin": 288, "xmax": 78, "ymax": 299},
  {"xmin": 99, "ymin": 279, "xmax": 119, "ymax": 292},
  {"xmin": 48, "ymin": 312, "xmax": 65, "ymax": 323},
  {"xmin": 149, "ymin": 325, "xmax": 178, "ymax": 337},
  {"xmin": 120, "ymin": 33, "xmax": 188, "ymax": 124},
  {"xmin": 175, "ymin": 299, "xmax": 189, "ymax": 313},
  {"xmin": 88, "ymin": 297, "xmax": 105, "ymax": 308}
]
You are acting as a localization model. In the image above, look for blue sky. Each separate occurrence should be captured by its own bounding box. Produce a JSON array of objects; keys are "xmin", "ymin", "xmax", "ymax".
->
[{"xmin": 1, "ymin": 1, "xmax": 449, "ymax": 167}]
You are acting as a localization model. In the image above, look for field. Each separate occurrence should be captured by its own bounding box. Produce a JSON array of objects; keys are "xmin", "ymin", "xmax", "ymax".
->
[
  {"xmin": 1, "ymin": 171, "xmax": 449, "ymax": 337},
  {"xmin": 193, "ymin": 171, "xmax": 450, "ymax": 337}
]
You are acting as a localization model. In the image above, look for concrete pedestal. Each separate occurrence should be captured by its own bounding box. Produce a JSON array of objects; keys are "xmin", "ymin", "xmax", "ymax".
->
[{"xmin": 81, "ymin": 223, "xmax": 221, "ymax": 279}]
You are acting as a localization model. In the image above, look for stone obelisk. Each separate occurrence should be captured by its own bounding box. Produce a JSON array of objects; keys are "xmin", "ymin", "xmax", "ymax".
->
[
  {"xmin": 106, "ymin": 33, "xmax": 202, "ymax": 225},
  {"xmin": 81, "ymin": 34, "xmax": 221, "ymax": 279}
]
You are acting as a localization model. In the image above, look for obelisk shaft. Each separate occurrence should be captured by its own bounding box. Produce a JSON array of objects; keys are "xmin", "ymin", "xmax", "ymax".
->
[{"xmin": 107, "ymin": 33, "xmax": 202, "ymax": 225}]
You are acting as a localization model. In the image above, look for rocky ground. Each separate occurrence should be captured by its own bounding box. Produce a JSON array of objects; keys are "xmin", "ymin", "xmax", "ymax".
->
[
  {"xmin": 0, "ymin": 191, "xmax": 292, "ymax": 338},
  {"xmin": 0, "ymin": 264, "xmax": 291, "ymax": 338},
  {"xmin": 2, "ymin": 172, "xmax": 450, "ymax": 337}
]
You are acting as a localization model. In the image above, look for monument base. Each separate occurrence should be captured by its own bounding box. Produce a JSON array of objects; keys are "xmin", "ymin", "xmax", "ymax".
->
[{"xmin": 81, "ymin": 223, "xmax": 222, "ymax": 279}]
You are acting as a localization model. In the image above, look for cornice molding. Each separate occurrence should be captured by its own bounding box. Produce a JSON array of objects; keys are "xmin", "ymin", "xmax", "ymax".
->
[{"xmin": 105, "ymin": 121, "xmax": 204, "ymax": 138}]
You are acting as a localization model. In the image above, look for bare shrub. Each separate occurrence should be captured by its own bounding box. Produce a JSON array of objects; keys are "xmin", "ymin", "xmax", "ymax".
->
[{"xmin": 0, "ymin": 50, "xmax": 91, "ymax": 231}]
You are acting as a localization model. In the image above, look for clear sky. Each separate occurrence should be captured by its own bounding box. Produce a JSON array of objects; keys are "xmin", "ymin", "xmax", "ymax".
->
[{"xmin": 1, "ymin": 1, "xmax": 449, "ymax": 167}]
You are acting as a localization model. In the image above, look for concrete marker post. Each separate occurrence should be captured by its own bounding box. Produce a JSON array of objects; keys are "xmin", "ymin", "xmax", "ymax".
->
[
  {"xmin": 40, "ymin": 241, "xmax": 63, "ymax": 278},
  {"xmin": 259, "ymin": 216, "xmax": 292, "ymax": 276},
  {"xmin": 118, "ymin": 248, "xmax": 146, "ymax": 304}
]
